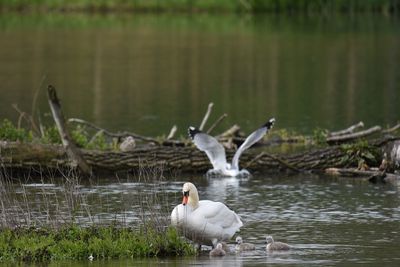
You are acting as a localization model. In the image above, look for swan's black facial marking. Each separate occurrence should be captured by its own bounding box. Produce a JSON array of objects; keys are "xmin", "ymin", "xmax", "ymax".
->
[{"xmin": 183, "ymin": 191, "xmax": 189, "ymax": 197}]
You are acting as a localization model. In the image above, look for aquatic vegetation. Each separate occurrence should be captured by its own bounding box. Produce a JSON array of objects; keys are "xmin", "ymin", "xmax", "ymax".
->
[
  {"xmin": 0, "ymin": 118, "xmax": 111, "ymax": 150},
  {"xmin": 0, "ymin": 225, "xmax": 195, "ymax": 262},
  {"xmin": 40, "ymin": 125, "xmax": 62, "ymax": 144},
  {"xmin": 340, "ymin": 140, "xmax": 380, "ymax": 167},
  {"xmin": 0, "ymin": 119, "xmax": 32, "ymax": 142},
  {"xmin": 313, "ymin": 127, "xmax": 329, "ymax": 145}
]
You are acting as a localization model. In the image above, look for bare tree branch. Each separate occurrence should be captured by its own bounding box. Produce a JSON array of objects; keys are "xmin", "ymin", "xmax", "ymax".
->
[
  {"xmin": 199, "ymin": 102, "xmax": 213, "ymax": 131},
  {"xmin": 47, "ymin": 85, "xmax": 92, "ymax": 175}
]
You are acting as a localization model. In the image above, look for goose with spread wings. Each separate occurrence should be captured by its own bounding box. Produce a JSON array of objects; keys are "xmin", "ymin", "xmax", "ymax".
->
[{"xmin": 188, "ymin": 118, "xmax": 275, "ymax": 177}]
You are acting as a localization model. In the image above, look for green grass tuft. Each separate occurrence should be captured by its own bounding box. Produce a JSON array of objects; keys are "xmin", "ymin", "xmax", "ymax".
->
[{"xmin": 0, "ymin": 225, "xmax": 196, "ymax": 262}]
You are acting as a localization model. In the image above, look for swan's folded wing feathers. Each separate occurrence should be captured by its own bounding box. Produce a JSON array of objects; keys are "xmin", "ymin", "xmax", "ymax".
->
[{"xmin": 199, "ymin": 200, "xmax": 243, "ymax": 229}]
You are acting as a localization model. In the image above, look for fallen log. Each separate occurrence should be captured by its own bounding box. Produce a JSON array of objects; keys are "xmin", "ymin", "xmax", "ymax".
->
[{"xmin": 1, "ymin": 136, "xmax": 399, "ymax": 177}]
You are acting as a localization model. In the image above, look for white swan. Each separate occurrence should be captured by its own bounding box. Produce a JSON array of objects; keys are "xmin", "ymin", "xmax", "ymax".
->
[
  {"xmin": 188, "ymin": 118, "xmax": 275, "ymax": 177},
  {"xmin": 170, "ymin": 182, "xmax": 243, "ymax": 247}
]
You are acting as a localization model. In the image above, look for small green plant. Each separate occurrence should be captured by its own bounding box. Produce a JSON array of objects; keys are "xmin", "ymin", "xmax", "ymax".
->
[
  {"xmin": 340, "ymin": 141, "xmax": 379, "ymax": 167},
  {"xmin": 41, "ymin": 125, "xmax": 62, "ymax": 144},
  {"xmin": 86, "ymin": 131, "xmax": 109, "ymax": 150},
  {"xmin": 313, "ymin": 127, "xmax": 328, "ymax": 145},
  {"xmin": 71, "ymin": 125, "xmax": 89, "ymax": 148},
  {"xmin": 0, "ymin": 119, "xmax": 32, "ymax": 142}
]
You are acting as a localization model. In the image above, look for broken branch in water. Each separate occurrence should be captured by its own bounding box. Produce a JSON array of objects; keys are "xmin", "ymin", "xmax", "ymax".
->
[
  {"xmin": 199, "ymin": 102, "xmax": 214, "ymax": 131},
  {"xmin": 47, "ymin": 85, "xmax": 92, "ymax": 175},
  {"xmin": 326, "ymin": 125, "xmax": 382, "ymax": 144},
  {"xmin": 328, "ymin": 121, "xmax": 364, "ymax": 137}
]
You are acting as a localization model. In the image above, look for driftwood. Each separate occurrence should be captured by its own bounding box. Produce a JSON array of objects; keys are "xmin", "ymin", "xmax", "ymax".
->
[
  {"xmin": 199, "ymin": 102, "xmax": 213, "ymax": 131},
  {"xmin": 1, "ymin": 137, "xmax": 398, "ymax": 176},
  {"xmin": 326, "ymin": 126, "xmax": 382, "ymax": 144},
  {"xmin": 382, "ymin": 123, "xmax": 400, "ymax": 134},
  {"xmin": 206, "ymin": 113, "xmax": 227, "ymax": 134},
  {"xmin": 47, "ymin": 85, "xmax": 92, "ymax": 175},
  {"xmin": 328, "ymin": 121, "xmax": 364, "ymax": 137}
]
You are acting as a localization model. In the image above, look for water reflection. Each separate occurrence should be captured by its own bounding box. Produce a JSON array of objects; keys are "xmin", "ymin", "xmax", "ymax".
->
[{"xmin": 0, "ymin": 15, "xmax": 400, "ymax": 136}]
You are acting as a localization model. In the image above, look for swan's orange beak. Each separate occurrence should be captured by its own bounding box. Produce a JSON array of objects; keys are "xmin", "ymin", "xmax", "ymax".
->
[
  {"xmin": 182, "ymin": 195, "xmax": 188, "ymax": 205},
  {"xmin": 182, "ymin": 191, "xmax": 189, "ymax": 205}
]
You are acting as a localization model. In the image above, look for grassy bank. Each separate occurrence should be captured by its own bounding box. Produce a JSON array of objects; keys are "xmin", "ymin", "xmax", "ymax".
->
[
  {"xmin": 0, "ymin": 0, "xmax": 398, "ymax": 14},
  {"xmin": 0, "ymin": 225, "xmax": 195, "ymax": 261},
  {"xmin": 0, "ymin": 161, "xmax": 196, "ymax": 262}
]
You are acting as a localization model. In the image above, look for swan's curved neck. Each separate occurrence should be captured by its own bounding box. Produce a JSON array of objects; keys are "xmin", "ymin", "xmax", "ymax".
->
[{"xmin": 188, "ymin": 187, "xmax": 199, "ymax": 209}]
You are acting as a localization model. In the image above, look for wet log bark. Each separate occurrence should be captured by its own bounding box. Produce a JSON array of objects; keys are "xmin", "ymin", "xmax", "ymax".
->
[{"xmin": 1, "ymin": 137, "xmax": 398, "ymax": 176}]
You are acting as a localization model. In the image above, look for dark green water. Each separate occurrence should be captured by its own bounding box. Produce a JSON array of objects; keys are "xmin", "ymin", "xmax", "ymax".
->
[{"xmin": 0, "ymin": 14, "xmax": 399, "ymax": 136}]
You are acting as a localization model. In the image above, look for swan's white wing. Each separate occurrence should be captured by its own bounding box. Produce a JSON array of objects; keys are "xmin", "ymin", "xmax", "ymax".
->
[
  {"xmin": 231, "ymin": 118, "xmax": 275, "ymax": 170},
  {"xmin": 199, "ymin": 200, "xmax": 242, "ymax": 228},
  {"xmin": 198, "ymin": 200, "xmax": 242, "ymax": 238},
  {"xmin": 188, "ymin": 127, "xmax": 227, "ymax": 170}
]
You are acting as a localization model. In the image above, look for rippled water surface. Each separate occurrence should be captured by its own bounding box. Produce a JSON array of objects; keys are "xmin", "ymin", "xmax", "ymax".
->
[{"xmin": 2, "ymin": 173, "xmax": 400, "ymax": 266}]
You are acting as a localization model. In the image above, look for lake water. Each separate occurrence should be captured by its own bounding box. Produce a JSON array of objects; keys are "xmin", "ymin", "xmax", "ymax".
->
[
  {"xmin": 0, "ymin": 14, "xmax": 400, "ymax": 137},
  {"xmin": 1, "ymin": 13, "xmax": 400, "ymax": 266},
  {"xmin": 1, "ymin": 173, "xmax": 400, "ymax": 266}
]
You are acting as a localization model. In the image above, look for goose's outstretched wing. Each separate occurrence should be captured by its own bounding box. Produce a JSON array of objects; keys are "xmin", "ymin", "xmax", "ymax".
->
[
  {"xmin": 231, "ymin": 118, "xmax": 275, "ymax": 170},
  {"xmin": 188, "ymin": 127, "xmax": 227, "ymax": 170}
]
